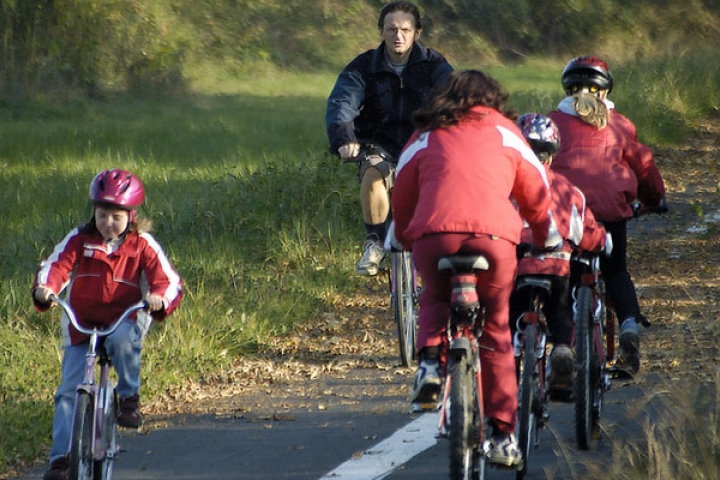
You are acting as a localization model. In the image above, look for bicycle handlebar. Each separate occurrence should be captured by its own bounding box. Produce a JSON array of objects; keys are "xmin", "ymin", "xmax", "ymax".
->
[
  {"xmin": 48, "ymin": 294, "xmax": 149, "ymax": 337},
  {"xmin": 340, "ymin": 143, "xmax": 395, "ymax": 164}
]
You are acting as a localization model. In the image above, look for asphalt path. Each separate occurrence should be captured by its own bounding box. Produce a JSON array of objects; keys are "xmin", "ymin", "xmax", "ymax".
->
[{"xmin": 13, "ymin": 372, "xmax": 665, "ymax": 480}]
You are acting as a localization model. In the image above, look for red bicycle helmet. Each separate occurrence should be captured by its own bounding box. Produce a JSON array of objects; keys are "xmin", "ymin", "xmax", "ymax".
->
[
  {"xmin": 89, "ymin": 169, "xmax": 145, "ymax": 210},
  {"xmin": 517, "ymin": 113, "xmax": 560, "ymax": 160},
  {"xmin": 561, "ymin": 56, "xmax": 613, "ymax": 94}
]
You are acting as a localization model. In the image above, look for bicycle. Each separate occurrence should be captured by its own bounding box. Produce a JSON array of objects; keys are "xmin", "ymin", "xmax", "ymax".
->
[
  {"xmin": 511, "ymin": 274, "xmax": 551, "ymax": 480},
  {"xmin": 342, "ymin": 144, "xmax": 420, "ymax": 367},
  {"xmin": 570, "ymin": 253, "xmax": 613, "ymax": 450},
  {"xmin": 435, "ymin": 254, "xmax": 524, "ymax": 480},
  {"xmin": 49, "ymin": 294, "xmax": 149, "ymax": 480}
]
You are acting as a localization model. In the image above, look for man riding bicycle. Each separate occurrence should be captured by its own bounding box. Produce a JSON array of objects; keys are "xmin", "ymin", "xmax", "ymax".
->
[{"xmin": 325, "ymin": 1, "xmax": 452, "ymax": 276}]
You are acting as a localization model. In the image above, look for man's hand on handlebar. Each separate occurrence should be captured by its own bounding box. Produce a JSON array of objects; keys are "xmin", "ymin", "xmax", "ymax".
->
[{"xmin": 338, "ymin": 142, "xmax": 361, "ymax": 162}]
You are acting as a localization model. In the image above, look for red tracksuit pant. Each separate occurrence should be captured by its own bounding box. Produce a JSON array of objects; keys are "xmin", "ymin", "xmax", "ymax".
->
[{"xmin": 413, "ymin": 233, "xmax": 518, "ymax": 432}]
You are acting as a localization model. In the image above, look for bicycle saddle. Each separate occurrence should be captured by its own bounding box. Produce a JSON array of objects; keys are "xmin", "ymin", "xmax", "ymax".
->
[
  {"xmin": 437, "ymin": 255, "xmax": 490, "ymax": 273},
  {"xmin": 515, "ymin": 276, "xmax": 553, "ymax": 294}
]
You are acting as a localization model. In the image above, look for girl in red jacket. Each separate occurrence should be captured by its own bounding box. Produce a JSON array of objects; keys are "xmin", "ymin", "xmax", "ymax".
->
[
  {"xmin": 392, "ymin": 70, "xmax": 560, "ymax": 468},
  {"xmin": 33, "ymin": 169, "xmax": 183, "ymax": 480},
  {"xmin": 547, "ymin": 56, "xmax": 666, "ymax": 374},
  {"xmin": 510, "ymin": 113, "xmax": 607, "ymax": 396}
]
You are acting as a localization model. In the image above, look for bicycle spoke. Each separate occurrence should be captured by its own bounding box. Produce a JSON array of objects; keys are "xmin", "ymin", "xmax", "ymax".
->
[{"xmin": 393, "ymin": 251, "xmax": 417, "ymax": 367}]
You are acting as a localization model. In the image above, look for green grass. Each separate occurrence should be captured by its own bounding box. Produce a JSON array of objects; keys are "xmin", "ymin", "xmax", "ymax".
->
[{"xmin": 1, "ymin": 53, "xmax": 720, "ymax": 476}]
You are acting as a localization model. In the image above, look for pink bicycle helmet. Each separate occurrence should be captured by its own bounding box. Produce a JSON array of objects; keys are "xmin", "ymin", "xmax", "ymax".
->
[
  {"xmin": 517, "ymin": 113, "xmax": 560, "ymax": 160},
  {"xmin": 561, "ymin": 55, "xmax": 613, "ymax": 94},
  {"xmin": 89, "ymin": 169, "xmax": 145, "ymax": 211}
]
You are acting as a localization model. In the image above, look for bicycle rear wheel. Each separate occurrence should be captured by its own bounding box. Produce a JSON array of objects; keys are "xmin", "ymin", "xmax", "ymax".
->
[
  {"xmin": 392, "ymin": 251, "xmax": 417, "ymax": 367},
  {"xmin": 574, "ymin": 286, "xmax": 595, "ymax": 449},
  {"xmin": 69, "ymin": 392, "xmax": 95, "ymax": 480},
  {"xmin": 448, "ymin": 353, "xmax": 481, "ymax": 480},
  {"xmin": 97, "ymin": 386, "xmax": 119, "ymax": 480},
  {"xmin": 516, "ymin": 323, "xmax": 536, "ymax": 479}
]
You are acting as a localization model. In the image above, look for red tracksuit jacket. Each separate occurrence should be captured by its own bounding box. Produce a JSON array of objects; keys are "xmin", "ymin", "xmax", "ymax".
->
[
  {"xmin": 517, "ymin": 168, "xmax": 606, "ymax": 277},
  {"xmin": 34, "ymin": 228, "xmax": 182, "ymax": 346},
  {"xmin": 548, "ymin": 100, "xmax": 665, "ymax": 222},
  {"xmin": 393, "ymin": 106, "xmax": 554, "ymax": 249}
]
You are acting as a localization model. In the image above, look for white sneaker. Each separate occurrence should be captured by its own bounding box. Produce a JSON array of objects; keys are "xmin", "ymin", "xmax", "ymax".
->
[
  {"xmin": 355, "ymin": 239, "xmax": 385, "ymax": 276},
  {"xmin": 487, "ymin": 432, "xmax": 522, "ymax": 467},
  {"xmin": 410, "ymin": 360, "xmax": 442, "ymax": 403}
]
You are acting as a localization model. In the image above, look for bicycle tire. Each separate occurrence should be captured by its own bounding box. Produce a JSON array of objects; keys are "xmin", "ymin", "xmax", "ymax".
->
[
  {"xmin": 516, "ymin": 323, "xmax": 536, "ymax": 479},
  {"xmin": 574, "ymin": 286, "xmax": 594, "ymax": 450},
  {"xmin": 97, "ymin": 386, "xmax": 118, "ymax": 480},
  {"xmin": 392, "ymin": 251, "xmax": 417, "ymax": 367},
  {"xmin": 69, "ymin": 392, "xmax": 95, "ymax": 480},
  {"xmin": 449, "ymin": 353, "xmax": 480, "ymax": 480}
]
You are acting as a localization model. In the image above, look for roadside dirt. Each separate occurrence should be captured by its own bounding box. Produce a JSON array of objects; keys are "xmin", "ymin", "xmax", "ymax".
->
[{"xmin": 143, "ymin": 120, "xmax": 720, "ymax": 425}]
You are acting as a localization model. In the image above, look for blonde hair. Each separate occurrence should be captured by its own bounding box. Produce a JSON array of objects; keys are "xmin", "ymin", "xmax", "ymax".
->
[
  {"xmin": 573, "ymin": 93, "xmax": 608, "ymax": 130},
  {"xmin": 136, "ymin": 217, "xmax": 153, "ymax": 233}
]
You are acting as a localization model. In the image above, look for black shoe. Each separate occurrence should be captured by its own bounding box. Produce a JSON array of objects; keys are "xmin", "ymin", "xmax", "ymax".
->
[
  {"xmin": 619, "ymin": 318, "xmax": 640, "ymax": 374},
  {"xmin": 117, "ymin": 394, "xmax": 143, "ymax": 428},
  {"xmin": 43, "ymin": 456, "xmax": 68, "ymax": 480}
]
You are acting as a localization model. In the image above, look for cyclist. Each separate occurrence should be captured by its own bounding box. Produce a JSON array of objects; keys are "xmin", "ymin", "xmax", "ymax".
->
[
  {"xmin": 33, "ymin": 169, "xmax": 183, "ymax": 480},
  {"xmin": 547, "ymin": 56, "xmax": 667, "ymax": 374},
  {"xmin": 511, "ymin": 113, "xmax": 608, "ymax": 396},
  {"xmin": 392, "ymin": 70, "xmax": 561, "ymax": 467},
  {"xmin": 325, "ymin": 1, "xmax": 453, "ymax": 276}
]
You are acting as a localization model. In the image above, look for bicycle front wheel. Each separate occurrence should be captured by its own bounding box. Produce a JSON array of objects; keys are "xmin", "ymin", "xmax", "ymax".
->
[
  {"xmin": 574, "ymin": 286, "xmax": 595, "ymax": 450},
  {"xmin": 449, "ymin": 353, "xmax": 480, "ymax": 480},
  {"xmin": 392, "ymin": 251, "xmax": 417, "ymax": 367},
  {"xmin": 516, "ymin": 323, "xmax": 536, "ymax": 479},
  {"xmin": 69, "ymin": 392, "xmax": 95, "ymax": 480},
  {"xmin": 97, "ymin": 386, "xmax": 119, "ymax": 480}
]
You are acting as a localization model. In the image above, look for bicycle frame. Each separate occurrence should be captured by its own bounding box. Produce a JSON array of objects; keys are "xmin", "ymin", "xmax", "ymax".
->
[
  {"xmin": 512, "ymin": 276, "xmax": 551, "ymax": 480},
  {"xmin": 571, "ymin": 254, "xmax": 612, "ymax": 449},
  {"xmin": 50, "ymin": 295, "xmax": 147, "ymax": 477},
  {"xmin": 435, "ymin": 255, "xmax": 491, "ymax": 480},
  {"xmin": 573, "ymin": 255, "xmax": 612, "ymax": 373}
]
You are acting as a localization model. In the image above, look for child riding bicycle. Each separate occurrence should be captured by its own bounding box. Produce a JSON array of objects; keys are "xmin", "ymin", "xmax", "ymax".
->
[
  {"xmin": 33, "ymin": 169, "xmax": 183, "ymax": 480},
  {"xmin": 510, "ymin": 113, "xmax": 607, "ymax": 396},
  {"xmin": 547, "ymin": 56, "xmax": 667, "ymax": 374},
  {"xmin": 392, "ymin": 70, "xmax": 562, "ymax": 468}
]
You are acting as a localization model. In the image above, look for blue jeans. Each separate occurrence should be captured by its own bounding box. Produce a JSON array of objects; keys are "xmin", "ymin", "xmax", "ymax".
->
[{"xmin": 50, "ymin": 320, "xmax": 143, "ymax": 462}]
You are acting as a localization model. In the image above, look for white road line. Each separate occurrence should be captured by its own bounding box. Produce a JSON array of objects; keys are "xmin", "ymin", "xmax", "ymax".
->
[{"xmin": 318, "ymin": 412, "xmax": 439, "ymax": 480}]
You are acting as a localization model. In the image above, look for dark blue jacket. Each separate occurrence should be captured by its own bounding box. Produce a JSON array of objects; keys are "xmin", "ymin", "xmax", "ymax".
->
[{"xmin": 326, "ymin": 42, "xmax": 453, "ymax": 160}]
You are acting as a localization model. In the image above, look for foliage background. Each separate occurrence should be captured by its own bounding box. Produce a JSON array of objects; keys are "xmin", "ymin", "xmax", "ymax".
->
[{"xmin": 1, "ymin": 0, "xmax": 719, "ymax": 97}]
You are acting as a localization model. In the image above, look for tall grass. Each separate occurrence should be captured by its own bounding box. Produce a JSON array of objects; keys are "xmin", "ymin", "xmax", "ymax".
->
[
  {"xmin": 1, "ymin": 52, "xmax": 719, "ymax": 476},
  {"xmin": 583, "ymin": 374, "xmax": 720, "ymax": 479}
]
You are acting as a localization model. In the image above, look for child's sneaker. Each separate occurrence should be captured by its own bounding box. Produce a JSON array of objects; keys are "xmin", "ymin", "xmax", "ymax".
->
[
  {"xmin": 410, "ymin": 360, "xmax": 442, "ymax": 404},
  {"xmin": 117, "ymin": 394, "xmax": 143, "ymax": 428},
  {"xmin": 487, "ymin": 432, "xmax": 522, "ymax": 468},
  {"xmin": 42, "ymin": 456, "xmax": 68, "ymax": 480}
]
